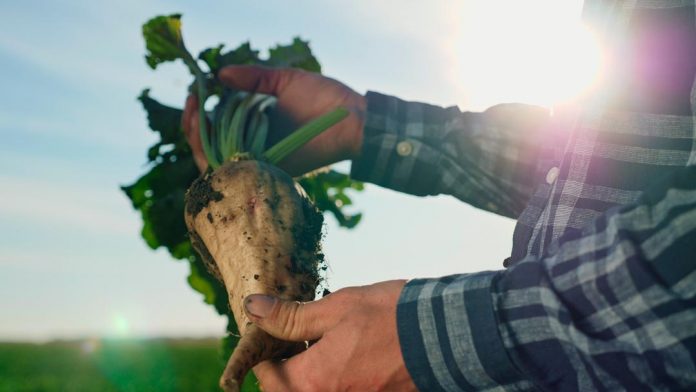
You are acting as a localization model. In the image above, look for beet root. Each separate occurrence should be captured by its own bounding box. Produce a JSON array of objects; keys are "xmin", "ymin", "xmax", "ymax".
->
[{"xmin": 184, "ymin": 160, "xmax": 323, "ymax": 391}]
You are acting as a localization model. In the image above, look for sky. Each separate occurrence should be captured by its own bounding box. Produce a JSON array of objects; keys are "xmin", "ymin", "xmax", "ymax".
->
[{"xmin": 0, "ymin": 0, "xmax": 595, "ymax": 341}]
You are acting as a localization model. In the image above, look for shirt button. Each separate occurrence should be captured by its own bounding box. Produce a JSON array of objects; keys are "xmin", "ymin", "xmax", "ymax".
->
[
  {"xmin": 396, "ymin": 140, "xmax": 413, "ymax": 157},
  {"xmin": 546, "ymin": 166, "xmax": 560, "ymax": 185}
]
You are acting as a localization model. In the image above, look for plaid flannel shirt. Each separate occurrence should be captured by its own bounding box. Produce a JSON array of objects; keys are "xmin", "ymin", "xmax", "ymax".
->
[{"xmin": 350, "ymin": 1, "xmax": 696, "ymax": 390}]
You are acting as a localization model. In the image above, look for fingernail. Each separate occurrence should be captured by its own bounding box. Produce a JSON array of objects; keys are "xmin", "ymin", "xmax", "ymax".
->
[{"xmin": 244, "ymin": 294, "xmax": 277, "ymax": 318}]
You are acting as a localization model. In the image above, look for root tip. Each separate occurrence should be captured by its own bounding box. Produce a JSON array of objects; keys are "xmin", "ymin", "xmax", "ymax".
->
[{"xmin": 220, "ymin": 377, "xmax": 240, "ymax": 392}]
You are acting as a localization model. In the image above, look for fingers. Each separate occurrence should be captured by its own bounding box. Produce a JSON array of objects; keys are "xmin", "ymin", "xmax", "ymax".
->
[
  {"xmin": 218, "ymin": 65, "xmax": 295, "ymax": 95},
  {"xmin": 254, "ymin": 359, "xmax": 301, "ymax": 392},
  {"xmin": 181, "ymin": 94, "xmax": 208, "ymax": 173},
  {"xmin": 253, "ymin": 359, "xmax": 301, "ymax": 392},
  {"xmin": 182, "ymin": 95, "xmax": 197, "ymax": 143},
  {"xmin": 253, "ymin": 344, "xmax": 323, "ymax": 392},
  {"xmin": 244, "ymin": 294, "xmax": 336, "ymax": 342}
]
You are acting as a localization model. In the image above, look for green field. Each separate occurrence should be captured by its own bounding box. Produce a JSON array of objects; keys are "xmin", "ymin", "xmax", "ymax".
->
[{"xmin": 0, "ymin": 338, "xmax": 227, "ymax": 392}]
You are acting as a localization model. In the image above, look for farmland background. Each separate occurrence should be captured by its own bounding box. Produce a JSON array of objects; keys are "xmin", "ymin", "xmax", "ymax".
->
[{"xmin": 0, "ymin": 339, "xmax": 222, "ymax": 391}]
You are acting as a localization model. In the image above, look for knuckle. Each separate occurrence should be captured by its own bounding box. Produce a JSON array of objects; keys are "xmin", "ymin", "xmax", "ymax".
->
[
  {"xmin": 273, "ymin": 68, "xmax": 300, "ymax": 91},
  {"xmin": 260, "ymin": 71, "xmax": 282, "ymax": 93},
  {"xmin": 278, "ymin": 67, "xmax": 300, "ymax": 79},
  {"xmin": 279, "ymin": 301, "xmax": 304, "ymax": 338}
]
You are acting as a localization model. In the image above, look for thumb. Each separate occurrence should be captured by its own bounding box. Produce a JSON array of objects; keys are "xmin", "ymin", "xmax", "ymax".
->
[
  {"xmin": 218, "ymin": 65, "xmax": 295, "ymax": 96},
  {"xmin": 244, "ymin": 294, "xmax": 332, "ymax": 342}
]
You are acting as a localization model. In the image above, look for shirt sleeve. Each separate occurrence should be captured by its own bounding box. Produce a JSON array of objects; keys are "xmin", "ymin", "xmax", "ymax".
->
[
  {"xmin": 397, "ymin": 164, "xmax": 696, "ymax": 391},
  {"xmin": 350, "ymin": 91, "xmax": 552, "ymax": 218}
]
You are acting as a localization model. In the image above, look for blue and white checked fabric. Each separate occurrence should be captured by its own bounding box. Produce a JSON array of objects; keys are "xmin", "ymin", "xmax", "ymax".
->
[{"xmin": 350, "ymin": 1, "xmax": 696, "ymax": 390}]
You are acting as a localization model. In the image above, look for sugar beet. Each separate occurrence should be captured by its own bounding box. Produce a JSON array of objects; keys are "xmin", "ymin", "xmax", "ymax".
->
[{"xmin": 185, "ymin": 159, "xmax": 323, "ymax": 392}]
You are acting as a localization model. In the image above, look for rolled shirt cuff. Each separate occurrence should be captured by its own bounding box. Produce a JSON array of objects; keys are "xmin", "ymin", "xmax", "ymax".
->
[
  {"xmin": 350, "ymin": 91, "xmax": 445, "ymax": 196},
  {"xmin": 396, "ymin": 272, "xmax": 531, "ymax": 391}
]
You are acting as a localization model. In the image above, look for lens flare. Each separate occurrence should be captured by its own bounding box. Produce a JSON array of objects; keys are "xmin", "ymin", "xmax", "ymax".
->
[{"xmin": 111, "ymin": 314, "xmax": 131, "ymax": 337}]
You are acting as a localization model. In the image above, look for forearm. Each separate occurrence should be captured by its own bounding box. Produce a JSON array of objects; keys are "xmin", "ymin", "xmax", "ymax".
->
[
  {"xmin": 398, "ymin": 165, "xmax": 696, "ymax": 390},
  {"xmin": 351, "ymin": 91, "xmax": 552, "ymax": 218}
]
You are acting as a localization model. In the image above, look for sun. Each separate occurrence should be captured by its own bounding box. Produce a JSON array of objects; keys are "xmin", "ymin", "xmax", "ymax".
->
[
  {"xmin": 543, "ymin": 23, "xmax": 605, "ymax": 105},
  {"xmin": 454, "ymin": 2, "xmax": 605, "ymax": 109}
]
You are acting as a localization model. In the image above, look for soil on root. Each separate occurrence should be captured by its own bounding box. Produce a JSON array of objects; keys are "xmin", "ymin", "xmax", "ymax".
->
[
  {"xmin": 290, "ymin": 198, "xmax": 325, "ymax": 291},
  {"xmin": 186, "ymin": 173, "xmax": 223, "ymax": 218}
]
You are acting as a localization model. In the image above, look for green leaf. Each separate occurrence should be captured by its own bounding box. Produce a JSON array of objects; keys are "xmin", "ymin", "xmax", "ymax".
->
[
  {"xmin": 187, "ymin": 259, "xmax": 217, "ymax": 305},
  {"xmin": 121, "ymin": 157, "xmax": 198, "ymax": 253},
  {"xmin": 188, "ymin": 256, "xmax": 234, "ymax": 317},
  {"xmin": 142, "ymin": 14, "xmax": 185, "ymax": 69},
  {"xmin": 171, "ymin": 241, "xmax": 194, "ymax": 260},
  {"xmin": 147, "ymin": 143, "xmax": 162, "ymax": 162},
  {"xmin": 198, "ymin": 44, "xmax": 224, "ymax": 72},
  {"xmin": 241, "ymin": 371, "xmax": 260, "ymax": 392},
  {"xmin": 298, "ymin": 170, "xmax": 364, "ymax": 228},
  {"xmin": 138, "ymin": 89, "xmax": 183, "ymax": 145},
  {"xmin": 214, "ymin": 42, "xmax": 261, "ymax": 73},
  {"xmin": 266, "ymin": 37, "xmax": 321, "ymax": 72},
  {"xmin": 208, "ymin": 38, "xmax": 321, "ymax": 75}
]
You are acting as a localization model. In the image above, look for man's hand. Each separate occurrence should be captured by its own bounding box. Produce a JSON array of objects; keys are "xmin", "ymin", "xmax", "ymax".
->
[
  {"xmin": 243, "ymin": 280, "xmax": 418, "ymax": 392},
  {"xmin": 182, "ymin": 65, "xmax": 366, "ymax": 175}
]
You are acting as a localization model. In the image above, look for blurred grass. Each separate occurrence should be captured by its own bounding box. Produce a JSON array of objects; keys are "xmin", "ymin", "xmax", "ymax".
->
[{"xmin": 0, "ymin": 338, "xmax": 226, "ymax": 392}]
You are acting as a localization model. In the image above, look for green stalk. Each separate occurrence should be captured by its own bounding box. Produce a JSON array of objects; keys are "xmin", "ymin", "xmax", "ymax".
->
[
  {"xmin": 209, "ymin": 94, "xmax": 220, "ymax": 164},
  {"xmin": 248, "ymin": 110, "xmax": 267, "ymax": 158},
  {"xmin": 250, "ymin": 95, "xmax": 276, "ymax": 158},
  {"xmin": 242, "ymin": 95, "xmax": 273, "ymax": 157},
  {"xmin": 219, "ymin": 95, "xmax": 242, "ymax": 161},
  {"xmin": 263, "ymin": 107, "xmax": 349, "ymax": 165},
  {"xmin": 228, "ymin": 93, "xmax": 251, "ymax": 157}
]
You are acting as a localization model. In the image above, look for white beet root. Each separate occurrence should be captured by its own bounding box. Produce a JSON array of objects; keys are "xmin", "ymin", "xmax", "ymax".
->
[{"xmin": 184, "ymin": 159, "xmax": 324, "ymax": 392}]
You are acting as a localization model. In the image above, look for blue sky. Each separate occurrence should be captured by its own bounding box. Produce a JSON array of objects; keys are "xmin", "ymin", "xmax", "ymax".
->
[{"xmin": 0, "ymin": 0, "xmax": 589, "ymax": 341}]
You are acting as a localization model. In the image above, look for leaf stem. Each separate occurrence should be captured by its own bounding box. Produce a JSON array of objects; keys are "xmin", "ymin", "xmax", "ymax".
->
[{"xmin": 263, "ymin": 107, "xmax": 349, "ymax": 165}]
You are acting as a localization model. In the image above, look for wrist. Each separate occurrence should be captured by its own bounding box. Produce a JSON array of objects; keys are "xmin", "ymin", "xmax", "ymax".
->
[{"xmin": 343, "ymin": 94, "xmax": 366, "ymax": 161}]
